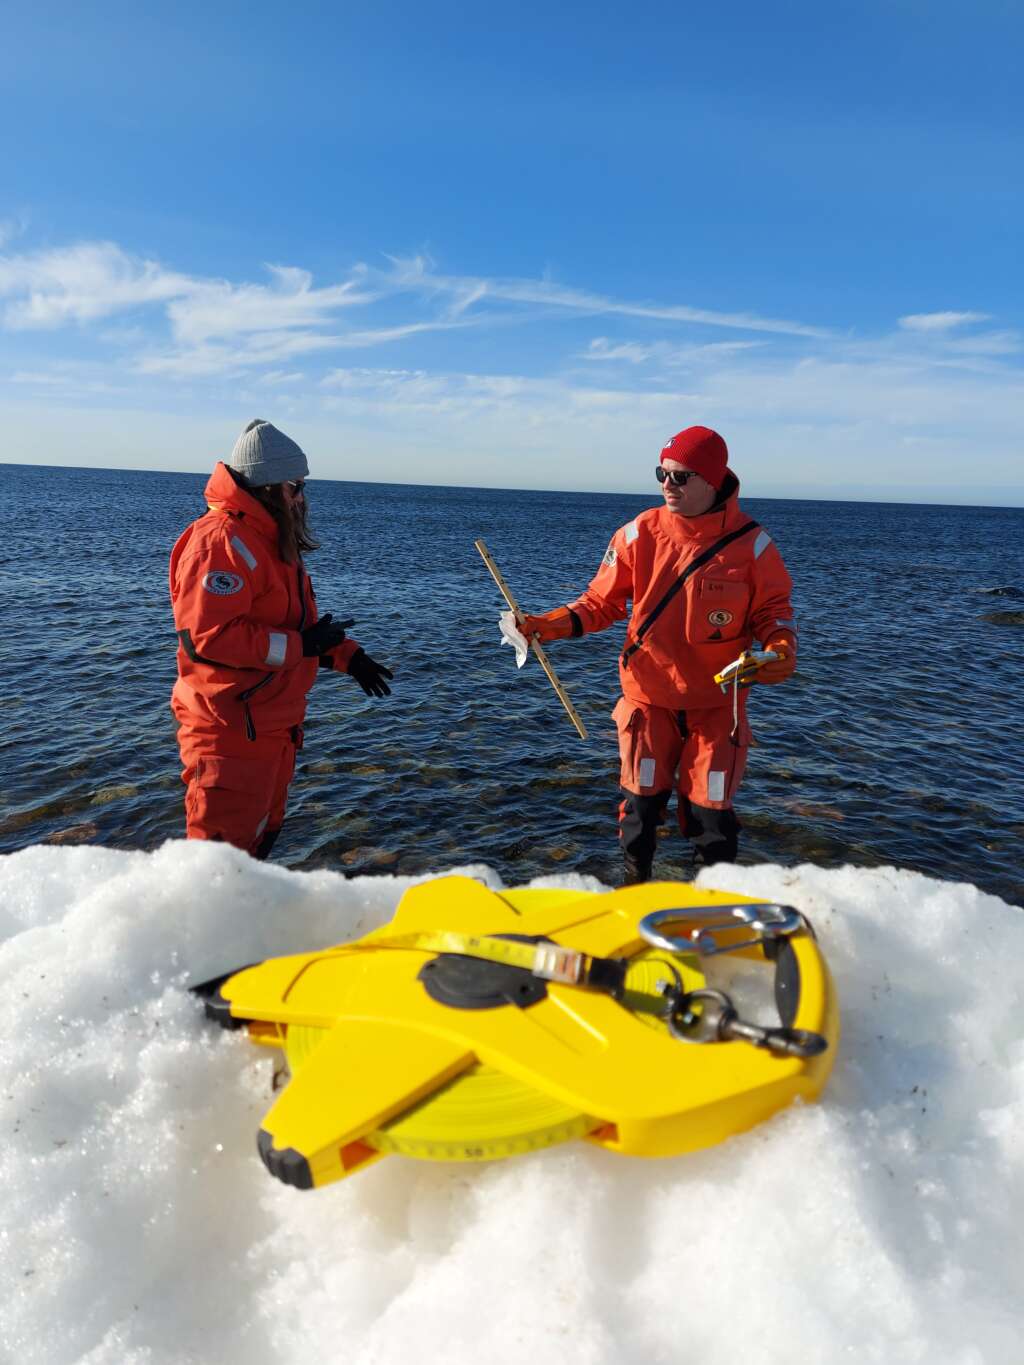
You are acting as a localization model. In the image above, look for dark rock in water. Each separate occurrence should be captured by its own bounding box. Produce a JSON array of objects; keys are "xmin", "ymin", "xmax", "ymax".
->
[
  {"xmin": 981, "ymin": 611, "xmax": 1024, "ymax": 625},
  {"xmin": 977, "ymin": 586, "xmax": 1023, "ymax": 598},
  {"xmin": 44, "ymin": 822, "xmax": 100, "ymax": 845},
  {"xmin": 782, "ymin": 799, "xmax": 845, "ymax": 822},
  {"xmin": 90, "ymin": 784, "xmax": 138, "ymax": 806}
]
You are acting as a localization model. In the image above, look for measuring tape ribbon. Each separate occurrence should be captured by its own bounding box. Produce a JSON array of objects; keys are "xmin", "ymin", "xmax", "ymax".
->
[{"xmin": 373, "ymin": 931, "xmax": 630, "ymax": 999}]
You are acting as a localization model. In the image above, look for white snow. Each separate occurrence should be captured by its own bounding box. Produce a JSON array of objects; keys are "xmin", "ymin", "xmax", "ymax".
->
[{"xmin": 1, "ymin": 842, "xmax": 1021, "ymax": 1365}]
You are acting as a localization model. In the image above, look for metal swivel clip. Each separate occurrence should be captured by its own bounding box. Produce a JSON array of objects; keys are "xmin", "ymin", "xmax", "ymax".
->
[
  {"xmin": 663, "ymin": 987, "xmax": 828, "ymax": 1058},
  {"xmin": 638, "ymin": 903, "xmax": 828, "ymax": 1059}
]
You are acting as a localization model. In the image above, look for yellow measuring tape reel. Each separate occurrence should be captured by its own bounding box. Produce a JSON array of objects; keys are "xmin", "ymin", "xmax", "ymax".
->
[
  {"xmin": 199, "ymin": 876, "xmax": 838, "ymax": 1190},
  {"xmin": 284, "ymin": 940, "xmax": 699, "ymax": 1162}
]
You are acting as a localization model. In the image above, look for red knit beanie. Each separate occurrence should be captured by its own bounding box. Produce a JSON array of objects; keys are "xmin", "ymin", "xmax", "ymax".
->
[{"xmin": 660, "ymin": 426, "xmax": 728, "ymax": 489}]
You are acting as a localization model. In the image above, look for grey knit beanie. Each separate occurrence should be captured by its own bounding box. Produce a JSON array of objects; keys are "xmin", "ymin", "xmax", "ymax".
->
[{"xmin": 228, "ymin": 419, "xmax": 309, "ymax": 486}]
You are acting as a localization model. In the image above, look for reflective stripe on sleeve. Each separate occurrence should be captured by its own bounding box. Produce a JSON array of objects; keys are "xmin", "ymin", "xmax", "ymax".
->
[
  {"xmin": 624, "ymin": 520, "xmax": 639, "ymax": 545},
  {"xmin": 753, "ymin": 530, "xmax": 772, "ymax": 559},
  {"xmin": 638, "ymin": 757, "xmax": 656, "ymax": 789},
  {"xmin": 707, "ymin": 771, "xmax": 726, "ymax": 803},
  {"xmin": 230, "ymin": 535, "xmax": 257, "ymax": 570},
  {"xmin": 265, "ymin": 632, "xmax": 288, "ymax": 667}
]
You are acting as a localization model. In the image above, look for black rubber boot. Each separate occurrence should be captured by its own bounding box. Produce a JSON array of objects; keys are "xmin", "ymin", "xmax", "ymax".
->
[
  {"xmin": 683, "ymin": 801, "xmax": 740, "ymax": 868},
  {"xmin": 618, "ymin": 789, "xmax": 671, "ymax": 885},
  {"xmin": 253, "ymin": 826, "xmax": 282, "ymax": 861}
]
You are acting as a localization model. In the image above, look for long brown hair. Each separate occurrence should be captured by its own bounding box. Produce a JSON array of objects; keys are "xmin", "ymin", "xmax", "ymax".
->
[{"xmin": 229, "ymin": 469, "xmax": 320, "ymax": 563}]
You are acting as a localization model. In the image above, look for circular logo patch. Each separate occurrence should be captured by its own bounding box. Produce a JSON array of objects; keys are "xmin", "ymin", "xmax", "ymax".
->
[
  {"xmin": 602, "ymin": 545, "xmax": 617, "ymax": 568},
  {"xmin": 202, "ymin": 571, "xmax": 244, "ymax": 596},
  {"xmin": 707, "ymin": 608, "xmax": 734, "ymax": 627}
]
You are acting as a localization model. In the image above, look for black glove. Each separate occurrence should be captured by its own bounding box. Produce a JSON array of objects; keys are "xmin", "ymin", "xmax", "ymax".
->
[
  {"xmin": 301, "ymin": 614, "xmax": 355, "ymax": 657},
  {"xmin": 348, "ymin": 648, "xmax": 394, "ymax": 697}
]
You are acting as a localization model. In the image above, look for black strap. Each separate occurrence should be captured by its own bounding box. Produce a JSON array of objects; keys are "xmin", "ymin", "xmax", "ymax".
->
[
  {"xmin": 177, "ymin": 628, "xmax": 242, "ymax": 669},
  {"xmin": 621, "ymin": 520, "xmax": 759, "ymax": 668}
]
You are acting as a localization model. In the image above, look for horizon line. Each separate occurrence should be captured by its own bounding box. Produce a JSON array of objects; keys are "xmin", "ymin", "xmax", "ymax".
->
[{"xmin": 2, "ymin": 460, "xmax": 1022, "ymax": 511}]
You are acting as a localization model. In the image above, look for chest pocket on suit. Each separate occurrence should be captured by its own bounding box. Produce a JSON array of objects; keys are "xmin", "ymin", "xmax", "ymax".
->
[{"xmin": 690, "ymin": 575, "xmax": 750, "ymax": 643}]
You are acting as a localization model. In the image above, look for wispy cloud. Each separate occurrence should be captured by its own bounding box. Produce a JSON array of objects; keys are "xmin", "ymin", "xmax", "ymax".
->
[
  {"xmin": 164, "ymin": 265, "xmax": 375, "ymax": 345},
  {"xmin": 0, "ymin": 242, "xmax": 196, "ymax": 328},
  {"xmin": 382, "ymin": 255, "xmax": 834, "ymax": 339},
  {"xmin": 329, "ymin": 319, "xmax": 477, "ymax": 348},
  {"xmin": 137, "ymin": 318, "xmax": 477, "ymax": 378},
  {"xmin": 898, "ymin": 310, "xmax": 991, "ymax": 332},
  {"xmin": 581, "ymin": 338, "xmax": 656, "ymax": 364},
  {"xmin": 0, "ymin": 216, "xmax": 30, "ymax": 249},
  {"xmin": 938, "ymin": 329, "xmax": 1020, "ymax": 356},
  {"xmin": 446, "ymin": 281, "xmax": 488, "ymax": 318},
  {"xmin": 1, "ymin": 234, "xmax": 1020, "ymax": 497},
  {"xmin": 5, "ymin": 359, "xmax": 127, "ymax": 397},
  {"xmin": 0, "ymin": 237, "xmax": 837, "ymax": 387},
  {"xmin": 301, "ymin": 344, "xmax": 1023, "ymax": 502},
  {"xmin": 11, "ymin": 369, "xmax": 65, "ymax": 385},
  {"xmin": 320, "ymin": 367, "xmax": 537, "ymax": 408},
  {"xmin": 5, "ymin": 238, "xmax": 830, "ymax": 377},
  {"xmin": 580, "ymin": 337, "xmax": 765, "ymax": 365},
  {"xmin": 137, "ymin": 329, "xmax": 347, "ymax": 378}
]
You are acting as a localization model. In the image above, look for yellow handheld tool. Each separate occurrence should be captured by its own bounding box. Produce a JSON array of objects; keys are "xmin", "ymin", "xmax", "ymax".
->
[
  {"xmin": 714, "ymin": 648, "xmax": 779, "ymax": 689},
  {"xmin": 195, "ymin": 876, "xmax": 838, "ymax": 1190}
]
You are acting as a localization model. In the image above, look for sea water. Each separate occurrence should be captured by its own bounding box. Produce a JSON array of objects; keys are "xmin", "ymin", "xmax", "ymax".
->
[{"xmin": 1, "ymin": 463, "xmax": 1022, "ymax": 905}]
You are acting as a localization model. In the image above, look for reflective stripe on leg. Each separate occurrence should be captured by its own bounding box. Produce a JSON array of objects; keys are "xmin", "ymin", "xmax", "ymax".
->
[
  {"xmin": 678, "ymin": 704, "xmax": 750, "ymax": 810},
  {"xmin": 613, "ymin": 698, "xmax": 685, "ymax": 793}
]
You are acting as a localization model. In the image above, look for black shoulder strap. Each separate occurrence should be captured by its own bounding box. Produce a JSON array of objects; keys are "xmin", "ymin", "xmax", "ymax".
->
[{"xmin": 621, "ymin": 520, "xmax": 759, "ymax": 668}]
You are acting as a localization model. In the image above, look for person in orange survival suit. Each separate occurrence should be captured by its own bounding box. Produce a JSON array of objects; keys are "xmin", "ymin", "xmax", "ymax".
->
[
  {"xmin": 519, "ymin": 426, "xmax": 797, "ymax": 883},
  {"xmin": 170, "ymin": 419, "xmax": 394, "ymax": 859}
]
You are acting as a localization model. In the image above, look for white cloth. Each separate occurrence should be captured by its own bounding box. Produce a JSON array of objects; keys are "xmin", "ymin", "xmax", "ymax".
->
[{"xmin": 498, "ymin": 611, "xmax": 529, "ymax": 668}]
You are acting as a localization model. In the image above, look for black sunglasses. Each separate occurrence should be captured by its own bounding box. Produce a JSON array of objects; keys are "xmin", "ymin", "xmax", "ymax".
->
[
  {"xmin": 656, "ymin": 466, "xmax": 700, "ymax": 487},
  {"xmin": 286, "ymin": 479, "xmax": 306, "ymax": 495}
]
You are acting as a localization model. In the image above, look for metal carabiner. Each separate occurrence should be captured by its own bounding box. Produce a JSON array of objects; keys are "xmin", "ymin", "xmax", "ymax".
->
[
  {"xmin": 666, "ymin": 988, "xmax": 827, "ymax": 1058},
  {"xmin": 638, "ymin": 903, "xmax": 805, "ymax": 958}
]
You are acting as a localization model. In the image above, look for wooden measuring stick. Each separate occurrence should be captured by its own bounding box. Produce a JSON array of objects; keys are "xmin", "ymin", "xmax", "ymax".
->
[{"xmin": 474, "ymin": 539, "xmax": 589, "ymax": 741}]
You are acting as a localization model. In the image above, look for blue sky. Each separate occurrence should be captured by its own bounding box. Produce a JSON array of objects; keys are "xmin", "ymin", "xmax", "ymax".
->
[{"xmin": 2, "ymin": 0, "xmax": 1022, "ymax": 502}]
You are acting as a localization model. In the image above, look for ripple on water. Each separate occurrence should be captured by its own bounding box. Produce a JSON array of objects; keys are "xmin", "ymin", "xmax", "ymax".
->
[{"xmin": 1, "ymin": 471, "xmax": 1023, "ymax": 908}]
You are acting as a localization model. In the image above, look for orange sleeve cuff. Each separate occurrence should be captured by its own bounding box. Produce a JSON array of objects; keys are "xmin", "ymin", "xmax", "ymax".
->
[{"xmin": 322, "ymin": 637, "xmax": 361, "ymax": 673}]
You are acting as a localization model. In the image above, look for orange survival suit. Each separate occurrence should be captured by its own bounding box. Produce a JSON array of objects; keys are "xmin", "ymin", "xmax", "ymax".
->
[
  {"xmin": 169, "ymin": 463, "xmax": 359, "ymax": 858},
  {"xmin": 544, "ymin": 471, "xmax": 796, "ymax": 878}
]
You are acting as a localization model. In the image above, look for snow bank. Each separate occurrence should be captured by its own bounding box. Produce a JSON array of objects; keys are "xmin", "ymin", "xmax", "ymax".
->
[{"xmin": 1, "ymin": 843, "xmax": 1021, "ymax": 1365}]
